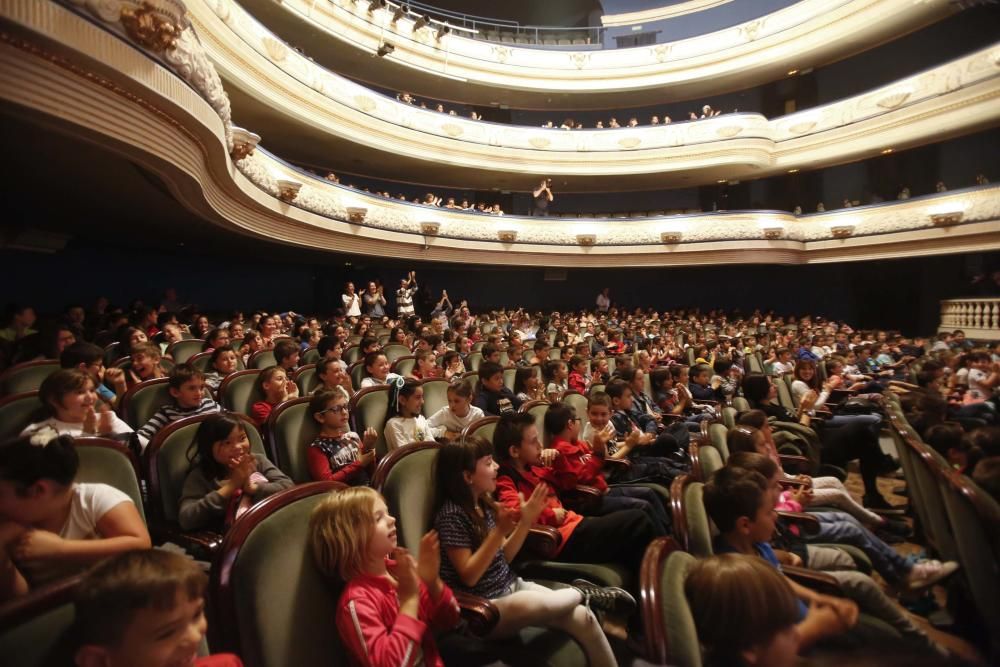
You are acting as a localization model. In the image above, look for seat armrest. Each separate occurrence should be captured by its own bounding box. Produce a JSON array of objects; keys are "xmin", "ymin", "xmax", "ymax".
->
[
  {"xmin": 782, "ymin": 565, "xmax": 843, "ymax": 597},
  {"xmin": 561, "ymin": 485, "xmax": 604, "ymax": 515},
  {"xmin": 453, "ymin": 592, "xmax": 500, "ymax": 636},
  {"xmin": 777, "ymin": 511, "xmax": 820, "ymax": 535},
  {"xmin": 602, "ymin": 458, "xmax": 630, "ymax": 471},
  {"xmin": 779, "ymin": 454, "xmax": 811, "ymax": 474},
  {"xmin": 152, "ymin": 524, "xmax": 223, "ymax": 560},
  {"xmin": 521, "ymin": 525, "xmax": 561, "ymax": 559}
]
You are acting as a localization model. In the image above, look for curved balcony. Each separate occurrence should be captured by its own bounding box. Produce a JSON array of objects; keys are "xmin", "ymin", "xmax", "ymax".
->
[
  {"xmin": 188, "ymin": 0, "xmax": 1000, "ymax": 190},
  {"xmin": 3, "ymin": 0, "xmax": 998, "ymax": 269},
  {"xmin": 231, "ymin": 0, "xmax": 956, "ymax": 108},
  {"xmin": 939, "ymin": 298, "xmax": 1000, "ymax": 340}
]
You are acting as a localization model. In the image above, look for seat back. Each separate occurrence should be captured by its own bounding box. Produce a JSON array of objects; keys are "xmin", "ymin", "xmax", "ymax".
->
[
  {"xmin": 381, "ymin": 344, "xmax": 410, "ymax": 363},
  {"xmin": 300, "ymin": 348, "xmax": 320, "ymax": 365},
  {"xmin": 671, "ymin": 475, "xmax": 714, "ymax": 557},
  {"xmin": 462, "ymin": 416, "xmax": 499, "ymax": 444},
  {"xmin": 561, "ymin": 391, "xmax": 588, "ymax": 418},
  {"xmin": 391, "ymin": 356, "xmax": 416, "ymax": 377},
  {"xmin": 268, "ymin": 397, "xmax": 317, "ymax": 484},
  {"xmin": 220, "ymin": 370, "xmax": 263, "ymax": 416},
  {"xmin": 187, "ymin": 351, "xmax": 214, "ymax": 373},
  {"xmin": 420, "ymin": 378, "xmax": 451, "ymax": 418},
  {"xmin": 248, "ymin": 350, "xmax": 276, "ymax": 370},
  {"xmin": 0, "ymin": 360, "xmax": 60, "ymax": 395},
  {"xmin": 692, "ymin": 443, "xmax": 724, "ymax": 483},
  {"xmin": 0, "ymin": 576, "xmax": 80, "ymax": 667},
  {"xmin": 503, "ymin": 367, "xmax": 517, "ymax": 391},
  {"xmin": 146, "ymin": 413, "xmax": 264, "ymax": 524},
  {"xmin": 348, "ymin": 361, "xmax": 367, "ymax": 389},
  {"xmin": 589, "ymin": 383, "xmax": 605, "ymax": 396},
  {"xmin": 166, "ymin": 339, "xmax": 205, "ymax": 364},
  {"xmin": 520, "ymin": 400, "xmax": 551, "ymax": 447},
  {"xmin": 103, "ymin": 342, "xmax": 122, "ymax": 367},
  {"xmin": 349, "ymin": 386, "xmax": 390, "ymax": 459},
  {"xmin": 466, "ymin": 352, "xmax": 484, "ymax": 372},
  {"xmin": 0, "ymin": 391, "xmax": 45, "ymax": 442},
  {"xmin": 775, "ymin": 377, "xmax": 796, "ymax": 412},
  {"xmin": 373, "ymin": 443, "xmax": 441, "ymax": 551},
  {"xmin": 120, "ymin": 377, "xmax": 172, "ymax": 429},
  {"xmin": 342, "ymin": 345, "xmax": 361, "ymax": 365},
  {"xmin": 74, "ymin": 438, "xmax": 145, "ymax": 522},
  {"xmin": 720, "ymin": 406, "xmax": 737, "ymax": 429},
  {"xmin": 293, "ymin": 364, "xmax": 318, "ymax": 396},
  {"xmin": 640, "ymin": 540, "xmax": 702, "ymax": 667},
  {"xmin": 705, "ymin": 422, "xmax": 730, "ymax": 461},
  {"xmin": 211, "ymin": 482, "xmax": 348, "ymax": 667}
]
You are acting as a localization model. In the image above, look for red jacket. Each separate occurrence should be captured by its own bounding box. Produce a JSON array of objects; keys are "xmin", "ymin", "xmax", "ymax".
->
[
  {"xmin": 547, "ymin": 435, "xmax": 608, "ymax": 493},
  {"xmin": 307, "ymin": 447, "xmax": 368, "ymax": 484},
  {"xmin": 336, "ymin": 567, "xmax": 460, "ymax": 667},
  {"xmin": 567, "ymin": 371, "xmax": 588, "ymax": 395},
  {"xmin": 195, "ymin": 656, "xmax": 243, "ymax": 667},
  {"xmin": 495, "ymin": 463, "xmax": 583, "ymax": 554}
]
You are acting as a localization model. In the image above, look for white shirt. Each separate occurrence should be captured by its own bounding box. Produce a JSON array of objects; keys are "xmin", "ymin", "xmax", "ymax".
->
[
  {"xmin": 596, "ymin": 293, "xmax": 610, "ymax": 312},
  {"xmin": 771, "ymin": 360, "xmax": 795, "ymax": 376},
  {"xmin": 21, "ymin": 415, "xmax": 134, "ymax": 439},
  {"xmin": 342, "ymin": 292, "xmax": 361, "ymax": 317},
  {"xmin": 360, "ymin": 377, "xmax": 387, "ymax": 389},
  {"xmin": 384, "ymin": 415, "xmax": 445, "ymax": 450},
  {"xmin": 427, "ymin": 405, "xmax": 484, "ymax": 433}
]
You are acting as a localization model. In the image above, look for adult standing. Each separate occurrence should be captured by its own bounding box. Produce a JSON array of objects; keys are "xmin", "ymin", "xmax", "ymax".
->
[
  {"xmin": 362, "ymin": 281, "xmax": 386, "ymax": 319},
  {"xmin": 396, "ymin": 271, "xmax": 418, "ymax": 318},
  {"xmin": 531, "ymin": 178, "xmax": 554, "ymax": 217},
  {"xmin": 596, "ymin": 288, "xmax": 611, "ymax": 313},
  {"xmin": 342, "ymin": 282, "xmax": 361, "ymax": 318}
]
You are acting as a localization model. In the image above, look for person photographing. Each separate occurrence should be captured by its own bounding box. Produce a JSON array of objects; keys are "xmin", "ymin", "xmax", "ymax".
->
[{"xmin": 532, "ymin": 178, "xmax": 554, "ymax": 217}]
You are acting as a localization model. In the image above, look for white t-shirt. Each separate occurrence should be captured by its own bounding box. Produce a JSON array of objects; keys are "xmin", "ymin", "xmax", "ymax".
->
[
  {"xmin": 342, "ymin": 293, "xmax": 361, "ymax": 317},
  {"xmin": 771, "ymin": 360, "xmax": 795, "ymax": 376},
  {"xmin": 967, "ymin": 368, "xmax": 991, "ymax": 401},
  {"xmin": 427, "ymin": 405, "xmax": 485, "ymax": 433},
  {"xmin": 384, "ymin": 415, "xmax": 445, "ymax": 450},
  {"xmin": 360, "ymin": 376, "xmax": 387, "ymax": 389},
  {"xmin": 21, "ymin": 415, "xmax": 134, "ymax": 439}
]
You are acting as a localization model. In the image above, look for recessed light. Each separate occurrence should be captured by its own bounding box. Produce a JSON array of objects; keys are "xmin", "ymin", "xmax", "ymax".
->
[
  {"xmin": 716, "ymin": 179, "xmax": 727, "ymax": 184},
  {"xmin": 787, "ymin": 168, "xmax": 799, "ymax": 174},
  {"xmin": 881, "ymin": 148, "xmax": 894, "ymax": 154},
  {"xmin": 787, "ymin": 69, "xmax": 798, "ymax": 76}
]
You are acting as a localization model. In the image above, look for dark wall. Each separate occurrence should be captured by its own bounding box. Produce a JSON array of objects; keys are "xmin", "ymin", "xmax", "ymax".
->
[{"xmin": 3, "ymin": 242, "xmax": 995, "ymax": 337}]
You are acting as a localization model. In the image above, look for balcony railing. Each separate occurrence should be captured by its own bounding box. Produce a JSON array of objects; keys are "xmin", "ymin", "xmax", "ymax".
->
[{"xmin": 940, "ymin": 298, "xmax": 1000, "ymax": 341}]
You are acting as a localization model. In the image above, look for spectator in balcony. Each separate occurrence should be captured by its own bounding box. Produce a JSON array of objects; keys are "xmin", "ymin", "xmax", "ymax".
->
[
  {"xmin": 936, "ymin": 181, "xmax": 947, "ymax": 192},
  {"xmin": 444, "ymin": 197, "xmax": 459, "ymax": 210},
  {"xmin": 816, "ymin": 203, "xmax": 825, "ymax": 212},
  {"xmin": 663, "ymin": 115, "xmax": 672, "ymax": 124},
  {"xmin": 434, "ymin": 103, "xmax": 445, "ymax": 113},
  {"xmin": 688, "ymin": 111, "xmax": 698, "ymax": 121},
  {"xmin": 975, "ymin": 173, "xmax": 989, "ymax": 185},
  {"xmin": 595, "ymin": 121, "xmax": 604, "ymax": 129},
  {"xmin": 897, "ymin": 187, "xmax": 911, "ymax": 200},
  {"xmin": 397, "ymin": 92, "xmax": 414, "ymax": 104},
  {"xmin": 424, "ymin": 193, "xmax": 442, "ymax": 206},
  {"xmin": 532, "ymin": 178, "xmax": 554, "ymax": 217},
  {"xmin": 560, "ymin": 118, "xmax": 576, "ymax": 130},
  {"xmin": 469, "ymin": 111, "xmax": 481, "ymax": 120},
  {"xmin": 650, "ymin": 115, "xmax": 660, "ymax": 125},
  {"xmin": 491, "ymin": 204, "xmax": 505, "ymax": 216},
  {"xmin": 842, "ymin": 199, "xmax": 853, "ymax": 209},
  {"xmin": 608, "ymin": 117, "xmax": 620, "ymax": 128},
  {"xmin": 627, "ymin": 117, "xmax": 638, "ymax": 128},
  {"xmin": 541, "ymin": 121, "xmax": 554, "ymax": 129},
  {"xmin": 596, "ymin": 288, "xmax": 611, "ymax": 314}
]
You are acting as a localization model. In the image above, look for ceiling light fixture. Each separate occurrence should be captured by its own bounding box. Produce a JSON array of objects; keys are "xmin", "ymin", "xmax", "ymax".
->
[
  {"xmin": 787, "ymin": 168, "xmax": 799, "ymax": 174},
  {"xmin": 576, "ymin": 233, "xmax": 596, "ymax": 246},
  {"xmin": 881, "ymin": 148, "xmax": 893, "ymax": 154},
  {"xmin": 787, "ymin": 69, "xmax": 798, "ymax": 76}
]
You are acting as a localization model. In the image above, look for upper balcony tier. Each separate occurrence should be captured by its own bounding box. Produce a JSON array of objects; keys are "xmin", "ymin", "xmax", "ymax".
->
[
  {"xmin": 189, "ymin": 0, "xmax": 1000, "ymax": 191},
  {"xmin": 233, "ymin": 0, "xmax": 957, "ymax": 108}
]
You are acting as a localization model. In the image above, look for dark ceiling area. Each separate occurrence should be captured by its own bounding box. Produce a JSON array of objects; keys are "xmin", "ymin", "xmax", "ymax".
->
[{"xmin": 411, "ymin": 0, "xmax": 602, "ymax": 27}]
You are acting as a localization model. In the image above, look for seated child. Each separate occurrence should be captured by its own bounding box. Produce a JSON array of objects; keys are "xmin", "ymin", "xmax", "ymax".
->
[
  {"xmin": 178, "ymin": 414, "xmax": 292, "ymax": 531},
  {"xmin": 249, "ymin": 366, "xmax": 299, "ymax": 427},
  {"xmin": 441, "ymin": 350, "xmax": 466, "ymax": 381},
  {"xmin": 125, "ymin": 342, "xmax": 167, "ymax": 388},
  {"xmin": 73, "ymin": 550, "xmax": 242, "ymax": 667},
  {"xmin": 493, "ymin": 412, "xmax": 656, "ymax": 575},
  {"xmin": 384, "ymin": 378, "xmax": 445, "ymax": 450},
  {"xmin": 473, "ymin": 362, "xmax": 523, "ymax": 416},
  {"xmin": 314, "ymin": 356, "xmax": 354, "ymax": 396},
  {"xmin": 0, "ymin": 432, "xmax": 150, "ymax": 599},
  {"xmin": 23, "ymin": 369, "xmax": 133, "ymax": 440},
  {"xmin": 137, "ymin": 365, "xmax": 220, "ymax": 450},
  {"xmin": 685, "ymin": 553, "xmax": 802, "ymax": 667},
  {"xmin": 566, "ymin": 355, "xmax": 597, "ymax": 395},
  {"xmin": 410, "ymin": 349, "xmax": 441, "ymax": 380},
  {"xmin": 513, "ymin": 366, "xmax": 543, "ymax": 403},
  {"xmin": 582, "ymin": 392, "xmax": 687, "ymax": 485},
  {"xmin": 308, "ymin": 390, "xmax": 376, "ymax": 485},
  {"xmin": 239, "ymin": 330, "xmax": 263, "ymax": 366},
  {"xmin": 689, "ymin": 363, "xmax": 724, "ymax": 402},
  {"xmin": 360, "ymin": 351, "xmax": 391, "ymax": 389},
  {"xmin": 543, "ymin": 360, "xmax": 568, "ymax": 403},
  {"xmin": 606, "ymin": 380, "xmax": 687, "ymax": 459},
  {"xmin": 543, "ymin": 403, "xmax": 670, "ymax": 535},
  {"xmin": 309, "ymin": 487, "xmax": 460, "ymax": 667},
  {"xmin": 274, "ymin": 338, "xmax": 300, "ymax": 373},
  {"xmin": 61, "ymin": 342, "xmax": 127, "ymax": 410},
  {"xmin": 203, "ymin": 347, "xmax": 239, "ymax": 394},
  {"xmin": 434, "ymin": 438, "xmax": 623, "ymax": 667},
  {"xmin": 426, "ymin": 381, "xmax": 484, "ymax": 441}
]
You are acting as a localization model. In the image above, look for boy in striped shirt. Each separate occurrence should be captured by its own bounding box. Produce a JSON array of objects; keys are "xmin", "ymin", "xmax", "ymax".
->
[{"xmin": 136, "ymin": 364, "xmax": 220, "ymax": 450}]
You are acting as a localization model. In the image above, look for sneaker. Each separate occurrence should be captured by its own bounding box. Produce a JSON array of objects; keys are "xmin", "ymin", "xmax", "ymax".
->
[
  {"xmin": 571, "ymin": 579, "xmax": 636, "ymax": 616},
  {"xmin": 905, "ymin": 560, "xmax": 959, "ymax": 591},
  {"xmin": 864, "ymin": 494, "xmax": 906, "ymax": 515}
]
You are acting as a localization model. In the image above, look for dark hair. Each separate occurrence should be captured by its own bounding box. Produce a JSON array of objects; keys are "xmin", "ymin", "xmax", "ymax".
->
[
  {"xmin": 650, "ymin": 368, "xmax": 671, "ymax": 391},
  {"xmin": 727, "ymin": 426, "xmax": 763, "ymax": 455},
  {"xmin": 167, "ymin": 363, "xmax": 205, "ymax": 391},
  {"xmin": 588, "ymin": 391, "xmax": 612, "ymax": 410},
  {"xmin": 512, "ymin": 367, "xmax": 534, "ymax": 395},
  {"xmin": 60, "ymin": 342, "xmax": 104, "ymax": 369},
  {"xmin": 360, "ymin": 337, "xmax": 379, "ymax": 353},
  {"xmin": 478, "ymin": 361, "xmax": 503, "ymax": 381},
  {"xmin": 434, "ymin": 437, "xmax": 495, "ymax": 543},
  {"xmin": 542, "ymin": 360, "xmax": 564, "ymax": 384},
  {"xmin": 387, "ymin": 377, "xmax": 421, "ymax": 419},
  {"xmin": 736, "ymin": 409, "xmax": 768, "ymax": 430},
  {"xmin": 209, "ymin": 346, "xmax": 236, "ymax": 371},
  {"xmin": 39, "ymin": 369, "xmax": 92, "ymax": 416},
  {"xmin": 0, "ymin": 433, "xmax": 79, "ymax": 490},
  {"xmin": 482, "ymin": 343, "xmax": 499, "ymax": 359},
  {"xmin": 712, "ymin": 360, "xmax": 733, "ymax": 375},
  {"xmin": 204, "ymin": 328, "xmax": 228, "ymax": 350},
  {"xmin": 75, "ymin": 549, "xmax": 206, "ymax": 648},
  {"xmin": 543, "ymin": 402, "xmax": 575, "ymax": 437},
  {"xmin": 616, "ymin": 367, "xmax": 637, "ymax": 384},
  {"xmin": 317, "ymin": 335, "xmax": 340, "ymax": 357},
  {"xmin": 309, "ymin": 389, "xmax": 344, "ymax": 418},
  {"xmin": 363, "ymin": 351, "xmax": 387, "ymax": 372},
  {"xmin": 691, "ymin": 364, "xmax": 712, "ymax": 380},
  {"xmin": 972, "ymin": 457, "xmax": 1000, "ymax": 502},
  {"xmin": 274, "ymin": 339, "xmax": 299, "ymax": 365},
  {"xmin": 187, "ymin": 413, "xmax": 247, "ymax": 479},
  {"xmin": 728, "ymin": 451, "xmax": 779, "ymax": 480},
  {"xmin": 533, "ymin": 339, "xmax": 548, "ymax": 352},
  {"xmin": 255, "ymin": 365, "xmax": 287, "ymax": 395},
  {"xmin": 793, "ymin": 359, "xmax": 820, "ymax": 390},
  {"xmin": 970, "ymin": 427, "xmax": 1000, "ymax": 458},
  {"xmin": 703, "ymin": 465, "xmax": 768, "ymax": 532},
  {"xmin": 493, "ymin": 412, "xmax": 535, "ymax": 462},
  {"xmin": 924, "ymin": 423, "xmax": 964, "ymax": 458},
  {"xmin": 741, "ymin": 374, "xmax": 771, "ymax": 404},
  {"xmin": 605, "ymin": 379, "xmax": 630, "ymax": 401}
]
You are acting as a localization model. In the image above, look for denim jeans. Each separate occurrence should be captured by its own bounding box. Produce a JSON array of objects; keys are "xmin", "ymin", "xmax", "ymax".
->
[{"xmin": 808, "ymin": 511, "xmax": 911, "ymax": 584}]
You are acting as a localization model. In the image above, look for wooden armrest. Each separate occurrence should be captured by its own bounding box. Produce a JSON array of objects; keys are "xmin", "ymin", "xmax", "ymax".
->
[
  {"xmin": 453, "ymin": 592, "xmax": 500, "ymax": 636},
  {"xmin": 602, "ymin": 458, "xmax": 631, "ymax": 471},
  {"xmin": 153, "ymin": 524, "xmax": 223, "ymax": 559},
  {"xmin": 522, "ymin": 525, "xmax": 561, "ymax": 559},
  {"xmin": 782, "ymin": 565, "xmax": 843, "ymax": 598},
  {"xmin": 779, "ymin": 455, "xmax": 811, "ymax": 474},
  {"xmin": 561, "ymin": 485, "xmax": 604, "ymax": 515},
  {"xmin": 777, "ymin": 511, "xmax": 820, "ymax": 535}
]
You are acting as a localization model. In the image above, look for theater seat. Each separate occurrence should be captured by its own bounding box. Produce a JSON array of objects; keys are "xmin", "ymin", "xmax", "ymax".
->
[
  {"xmin": 466, "ymin": 351, "xmax": 484, "ymax": 372},
  {"xmin": 267, "ymin": 397, "xmax": 318, "ymax": 483},
  {"xmin": 293, "ymin": 364, "xmax": 318, "ymax": 396},
  {"xmin": 503, "ymin": 367, "xmax": 517, "ymax": 391},
  {"xmin": 462, "ymin": 416, "xmax": 499, "ymax": 444},
  {"xmin": 390, "ymin": 355, "xmax": 416, "ymax": 377},
  {"xmin": 219, "ymin": 369, "xmax": 263, "ymax": 416},
  {"xmin": 74, "ymin": 437, "xmax": 146, "ymax": 523},
  {"xmin": 381, "ymin": 343, "xmax": 410, "ymax": 363},
  {"xmin": 300, "ymin": 348, "xmax": 320, "ymax": 364},
  {"xmin": 0, "ymin": 575, "xmax": 81, "ymax": 667},
  {"xmin": 421, "ymin": 378, "xmax": 450, "ymax": 418},
  {"xmin": 119, "ymin": 377, "xmax": 171, "ymax": 429},
  {"xmin": 248, "ymin": 350, "xmax": 276, "ymax": 370},
  {"xmin": 166, "ymin": 339, "xmax": 205, "ymax": 364},
  {"xmin": 349, "ymin": 385, "xmax": 389, "ymax": 458},
  {"xmin": 342, "ymin": 344, "xmax": 361, "ymax": 365},
  {"xmin": 0, "ymin": 360, "xmax": 59, "ymax": 395},
  {"xmin": 0, "ymin": 390, "xmax": 44, "ymax": 441},
  {"xmin": 639, "ymin": 539, "xmax": 701, "ymax": 666},
  {"xmin": 348, "ymin": 361, "xmax": 367, "ymax": 389},
  {"xmin": 561, "ymin": 391, "xmax": 587, "ymax": 418},
  {"xmin": 519, "ymin": 400, "xmax": 550, "ymax": 447}
]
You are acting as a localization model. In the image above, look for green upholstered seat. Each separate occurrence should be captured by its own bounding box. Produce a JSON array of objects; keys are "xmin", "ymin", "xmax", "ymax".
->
[
  {"xmin": 561, "ymin": 391, "xmax": 588, "ymax": 419},
  {"xmin": 0, "ymin": 360, "xmax": 60, "ymax": 395},
  {"xmin": 462, "ymin": 416, "xmax": 499, "ymax": 444},
  {"xmin": 503, "ymin": 368, "xmax": 517, "ymax": 391},
  {"xmin": 267, "ymin": 397, "xmax": 318, "ymax": 484},
  {"xmin": 350, "ymin": 386, "xmax": 389, "ymax": 458},
  {"xmin": 0, "ymin": 391, "xmax": 44, "ymax": 442},
  {"xmin": 391, "ymin": 355, "xmax": 416, "ymax": 377},
  {"xmin": 693, "ymin": 443, "xmax": 724, "ymax": 482},
  {"xmin": 705, "ymin": 423, "xmax": 730, "ymax": 461},
  {"xmin": 248, "ymin": 350, "xmax": 276, "ymax": 370},
  {"xmin": 381, "ymin": 343, "xmax": 410, "ymax": 363},
  {"xmin": 220, "ymin": 370, "xmax": 263, "ymax": 416},
  {"xmin": 348, "ymin": 361, "xmax": 367, "ymax": 390},
  {"xmin": 466, "ymin": 352, "xmax": 484, "ymax": 372},
  {"xmin": 720, "ymin": 406, "xmax": 738, "ymax": 429},
  {"xmin": 120, "ymin": 377, "xmax": 171, "ymax": 430},
  {"xmin": 0, "ymin": 577, "xmax": 80, "ymax": 667},
  {"xmin": 74, "ymin": 438, "xmax": 146, "ymax": 523},
  {"xmin": 420, "ymin": 378, "xmax": 451, "ymax": 418},
  {"xmin": 341, "ymin": 345, "xmax": 361, "ymax": 365},
  {"xmin": 293, "ymin": 365, "xmax": 318, "ymax": 396},
  {"xmin": 300, "ymin": 347, "xmax": 320, "ymax": 364},
  {"xmin": 165, "ymin": 339, "xmax": 205, "ymax": 364},
  {"xmin": 520, "ymin": 400, "xmax": 550, "ymax": 447},
  {"xmin": 588, "ymin": 383, "xmax": 605, "ymax": 396},
  {"xmin": 639, "ymin": 539, "xmax": 702, "ymax": 667},
  {"xmin": 731, "ymin": 396, "xmax": 750, "ymax": 412}
]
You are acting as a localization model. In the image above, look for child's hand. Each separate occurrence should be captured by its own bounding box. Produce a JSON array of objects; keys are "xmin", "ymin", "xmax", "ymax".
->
[
  {"xmin": 358, "ymin": 449, "xmax": 376, "ymax": 467},
  {"xmin": 388, "ymin": 548, "xmax": 420, "ymax": 603},
  {"xmin": 496, "ymin": 505, "xmax": 517, "ymax": 534},
  {"xmin": 0, "ymin": 521, "xmax": 26, "ymax": 549},
  {"xmin": 551, "ymin": 507, "xmax": 567, "ymax": 526},
  {"xmin": 800, "ymin": 390, "xmax": 818, "ymax": 411},
  {"xmin": 637, "ymin": 432, "xmax": 655, "ymax": 447},
  {"xmin": 96, "ymin": 406, "xmax": 114, "ymax": 435},
  {"xmin": 416, "ymin": 530, "xmax": 440, "ymax": 586},
  {"xmin": 822, "ymin": 596, "xmax": 858, "ymax": 628},
  {"xmin": 591, "ymin": 429, "xmax": 610, "ymax": 457},
  {"xmin": 285, "ymin": 381, "xmax": 299, "ymax": 399},
  {"xmin": 227, "ymin": 454, "xmax": 255, "ymax": 490},
  {"xmin": 795, "ymin": 474, "xmax": 813, "ymax": 488},
  {"xmin": 104, "ymin": 367, "xmax": 127, "ymax": 394},
  {"xmin": 362, "ymin": 427, "xmax": 378, "ymax": 449},
  {"xmin": 539, "ymin": 448, "xmax": 559, "ymax": 467},
  {"xmin": 791, "ymin": 486, "xmax": 813, "ymax": 505},
  {"xmin": 519, "ymin": 486, "xmax": 548, "ymax": 526},
  {"xmin": 12, "ymin": 530, "xmax": 65, "ymax": 563},
  {"xmin": 82, "ymin": 406, "xmax": 98, "ymax": 435}
]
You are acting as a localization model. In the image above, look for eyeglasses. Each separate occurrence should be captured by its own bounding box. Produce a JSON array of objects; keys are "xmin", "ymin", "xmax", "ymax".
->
[{"xmin": 318, "ymin": 405, "xmax": 349, "ymax": 415}]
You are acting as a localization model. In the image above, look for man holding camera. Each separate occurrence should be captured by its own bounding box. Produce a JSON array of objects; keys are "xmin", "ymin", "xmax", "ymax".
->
[{"xmin": 531, "ymin": 178, "xmax": 554, "ymax": 217}]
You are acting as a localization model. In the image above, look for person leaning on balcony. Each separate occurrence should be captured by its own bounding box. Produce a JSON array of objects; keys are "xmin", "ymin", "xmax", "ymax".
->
[{"xmin": 532, "ymin": 179, "xmax": 554, "ymax": 217}]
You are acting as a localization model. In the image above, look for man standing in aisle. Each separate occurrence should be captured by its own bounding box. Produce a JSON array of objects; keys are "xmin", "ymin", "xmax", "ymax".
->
[{"xmin": 532, "ymin": 178, "xmax": 554, "ymax": 217}]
